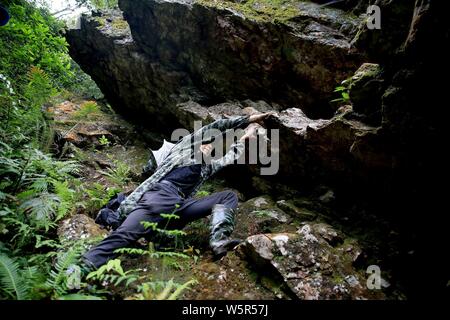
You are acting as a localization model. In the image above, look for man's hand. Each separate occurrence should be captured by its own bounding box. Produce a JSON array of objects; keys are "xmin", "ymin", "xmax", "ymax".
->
[
  {"xmin": 239, "ymin": 123, "xmax": 259, "ymax": 142},
  {"xmin": 248, "ymin": 112, "xmax": 276, "ymax": 124}
]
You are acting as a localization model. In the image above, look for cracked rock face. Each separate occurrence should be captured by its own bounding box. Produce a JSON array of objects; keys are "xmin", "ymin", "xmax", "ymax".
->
[
  {"xmin": 66, "ymin": 0, "xmax": 363, "ymax": 131},
  {"xmin": 239, "ymin": 223, "xmax": 384, "ymax": 300},
  {"xmin": 66, "ymin": 0, "xmax": 391, "ymax": 193}
]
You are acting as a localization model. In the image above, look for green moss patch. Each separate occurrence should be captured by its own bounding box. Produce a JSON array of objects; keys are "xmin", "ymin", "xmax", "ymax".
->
[{"xmin": 197, "ymin": 0, "xmax": 301, "ymax": 22}]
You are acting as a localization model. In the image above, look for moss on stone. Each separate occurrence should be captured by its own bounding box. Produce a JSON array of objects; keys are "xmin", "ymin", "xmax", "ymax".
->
[
  {"xmin": 93, "ymin": 16, "xmax": 107, "ymax": 29},
  {"xmin": 111, "ymin": 18, "xmax": 129, "ymax": 31},
  {"xmin": 196, "ymin": 0, "xmax": 301, "ymax": 22}
]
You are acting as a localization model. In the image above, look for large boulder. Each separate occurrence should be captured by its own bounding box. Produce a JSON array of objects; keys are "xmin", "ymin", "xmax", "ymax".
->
[
  {"xmin": 58, "ymin": 214, "xmax": 108, "ymax": 242},
  {"xmin": 233, "ymin": 196, "xmax": 294, "ymax": 239},
  {"xmin": 239, "ymin": 223, "xmax": 385, "ymax": 299},
  {"xmin": 66, "ymin": 0, "xmax": 364, "ymax": 131}
]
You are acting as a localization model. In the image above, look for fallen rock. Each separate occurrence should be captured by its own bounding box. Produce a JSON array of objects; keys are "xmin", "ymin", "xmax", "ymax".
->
[
  {"xmin": 58, "ymin": 214, "xmax": 108, "ymax": 242},
  {"xmin": 184, "ymin": 251, "xmax": 277, "ymax": 300},
  {"xmin": 234, "ymin": 196, "xmax": 294, "ymax": 239},
  {"xmin": 239, "ymin": 223, "xmax": 384, "ymax": 299}
]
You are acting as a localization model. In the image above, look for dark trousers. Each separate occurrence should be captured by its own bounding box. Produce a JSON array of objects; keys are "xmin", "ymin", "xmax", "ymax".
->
[{"xmin": 83, "ymin": 181, "xmax": 238, "ymax": 268}]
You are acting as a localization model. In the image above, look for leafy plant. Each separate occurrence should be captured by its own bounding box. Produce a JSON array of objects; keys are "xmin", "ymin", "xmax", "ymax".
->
[
  {"xmin": 86, "ymin": 259, "xmax": 138, "ymax": 287},
  {"xmin": 132, "ymin": 278, "xmax": 198, "ymax": 300},
  {"xmin": 98, "ymin": 135, "xmax": 111, "ymax": 147},
  {"xmin": 45, "ymin": 245, "xmax": 83, "ymax": 297},
  {"xmin": 195, "ymin": 190, "xmax": 210, "ymax": 198},
  {"xmin": 99, "ymin": 159, "xmax": 131, "ymax": 186},
  {"xmin": 0, "ymin": 253, "xmax": 29, "ymax": 300},
  {"xmin": 57, "ymin": 293, "xmax": 103, "ymax": 300},
  {"xmin": 72, "ymin": 101, "xmax": 101, "ymax": 119},
  {"xmin": 25, "ymin": 66, "xmax": 58, "ymax": 109},
  {"xmin": 0, "ymin": 1, "xmax": 73, "ymax": 90},
  {"xmin": 84, "ymin": 183, "xmax": 120, "ymax": 213},
  {"xmin": 331, "ymin": 79, "xmax": 351, "ymax": 104}
]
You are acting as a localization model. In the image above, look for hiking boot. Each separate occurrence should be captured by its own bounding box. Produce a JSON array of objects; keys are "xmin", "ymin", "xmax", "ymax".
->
[{"xmin": 209, "ymin": 204, "xmax": 242, "ymax": 260}]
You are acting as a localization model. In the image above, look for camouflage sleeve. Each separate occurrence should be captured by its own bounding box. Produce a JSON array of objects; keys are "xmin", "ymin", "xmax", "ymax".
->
[
  {"xmin": 202, "ymin": 115, "xmax": 250, "ymax": 132},
  {"xmin": 210, "ymin": 141, "xmax": 245, "ymax": 175},
  {"xmin": 191, "ymin": 115, "xmax": 249, "ymax": 143}
]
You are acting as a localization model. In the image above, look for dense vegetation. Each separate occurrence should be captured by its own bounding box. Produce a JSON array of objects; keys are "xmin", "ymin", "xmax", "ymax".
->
[{"xmin": 0, "ymin": 0, "xmax": 195, "ymax": 300}]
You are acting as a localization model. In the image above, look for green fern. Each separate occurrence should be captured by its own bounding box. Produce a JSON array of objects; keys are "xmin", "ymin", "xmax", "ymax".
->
[
  {"xmin": 45, "ymin": 246, "xmax": 82, "ymax": 296},
  {"xmin": 134, "ymin": 278, "xmax": 198, "ymax": 300},
  {"xmin": 19, "ymin": 193, "xmax": 59, "ymax": 231},
  {"xmin": 86, "ymin": 259, "xmax": 138, "ymax": 288},
  {"xmin": 99, "ymin": 159, "xmax": 131, "ymax": 186},
  {"xmin": 115, "ymin": 247, "xmax": 189, "ymax": 260},
  {"xmin": 52, "ymin": 180, "xmax": 75, "ymax": 221},
  {"xmin": 0, "ymin": 253, "xmax": 29, "ymax": 300}
]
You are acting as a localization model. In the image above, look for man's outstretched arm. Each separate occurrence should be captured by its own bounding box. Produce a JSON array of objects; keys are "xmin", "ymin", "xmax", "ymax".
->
[
  {"xmin": 191, "ymin": 112, "xmax": 274, "ymax": 144},
  {"xmin": 209, "ymin": 123, "xmax": 259, "ymax": 174}
]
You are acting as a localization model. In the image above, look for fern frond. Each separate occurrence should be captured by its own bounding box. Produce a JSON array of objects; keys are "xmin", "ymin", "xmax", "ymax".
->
[
  {"xmin": 114, "ymin": 248, "xmax": 189, "ymax": 260},
  {"xmin": 19, "ymin": 192, "xmax": 59, "ymax": 230},
  {"xmin": 45, "ymin": 246, "xmax": 82, "ymax": 296},
  {"xmin": 167, "ymin": 279, "xmax": 198, "ymax": 300},
  {"xmin": 114, "ymin": 247, "xmax": 148, "ymax": 256},
  {"xmin": 0, "ymin": 254, "xmax": 29, "ymax": 300},
  {"xmin": 52, "ymin": 180, "xmax": 75, "ymax": 220}
]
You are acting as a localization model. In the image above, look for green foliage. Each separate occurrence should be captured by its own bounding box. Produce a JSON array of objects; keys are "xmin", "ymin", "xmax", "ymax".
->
[
  {"xmin": 99, "ymin": 158, "xmax": 132, "ymax": 186},
  {"xmin": 98, "ymin": 135, "xmax": 111, "ymax": 147},
  {"xmin": 110, "ymin": 208, "xmax": 196, "ymax": 300},
  {"xmin": 72, "ymin": 100, "xmax": 101, "ymax": 119},
  {"xmin": 0, "ymin": 0, "xmax": 198, "ymax": 301},
  {"xmin": 66, "ymin": 62, "xmax": 103, "ymax": 99},
  {"xmin": 0, "ymin": 144, "xmax": 80, "ymax": 246},
  {"xmin": 76, "ymin": 0, "xmax": 119, "ymax": 10},
  {"xmin": 84, "ymin": 183, "xmax": 120, "ymax": 213},
  {"xmin": 86, "ymin": 259, "xmax": 138, "ymax": 287},
  {"xmin": 0, "ymin": 253, "xmax": 29, "ymax": 300},
  {"xmin": 115, "ymin": 247, "xmax": 190, "ymax": 260},
  {"xmin": 331, "ymin": 79, "xmax": 352, "ymax": 104},
  {"xmin": 45, "ymin": 245, "xmax": 83, "ymax": 296},
  {"xmin": 195, "ymin": 190, "xmax": 210, "ymax": 198},
  {"xmin": 134, "ymin": 278, "xmax": 198, "ymax": 300},
  {"xmin": 1, "ymin": 69, "xmax": 56, "ymax": 150},
  {"xmin": 57, "ymin": 293, "xmax": 103, "ymax": 300},
  {"xmin": 0, "ymin": 0, "xmax": 73, "ymax": 90},
  {"xmin": 52, "ymin": 180, "xmax": 76, "ymax": 221},
  {"xmin": 25, "ymin": 66, "xmax": 58, "ymax": 108}
]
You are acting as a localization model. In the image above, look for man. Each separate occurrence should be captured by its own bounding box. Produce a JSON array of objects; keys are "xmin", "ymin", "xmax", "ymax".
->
[{"xmin": 81, "ymin": 112, "xmax": 272, "ymax": 271}]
